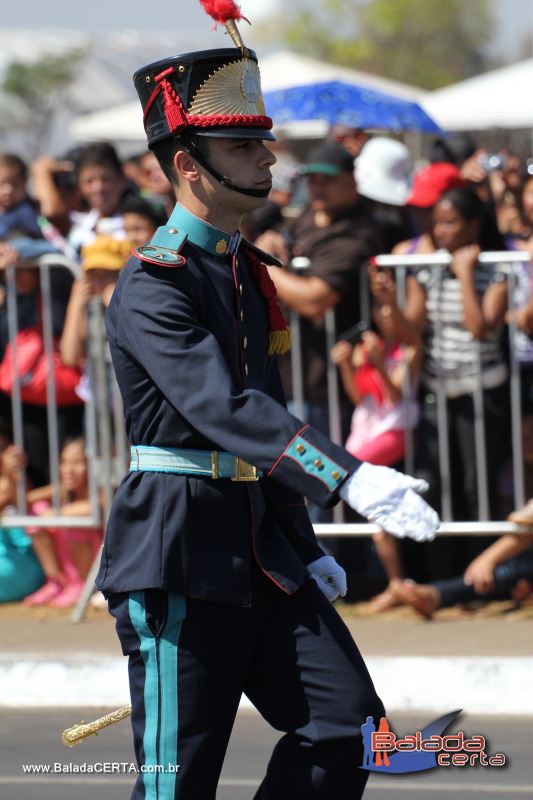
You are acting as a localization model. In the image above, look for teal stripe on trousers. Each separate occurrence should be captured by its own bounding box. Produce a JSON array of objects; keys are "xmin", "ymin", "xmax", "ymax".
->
[
  {"xmin": 128, "ymin": 591, "xmax": 186, "ymax": 799},
  {"xmin": 129, "ymin": 592, "xmax": 159, "ymax": 799},
  {"xmin": 159, "ymin": 594, "xmax": 186, "ymax": 798}
]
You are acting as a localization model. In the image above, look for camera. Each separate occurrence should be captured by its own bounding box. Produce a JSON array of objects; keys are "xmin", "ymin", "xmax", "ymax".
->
[
  {"xmin": 478, "ymin": 153, "xmax": 506, "ymax": 173},
  {"xmin": 337, "ymin": 322, "xmax": 369, "ymax": 346},
  {"xmin": 52, "ymin": 168, "xmax": 77, "ymax": 192}
]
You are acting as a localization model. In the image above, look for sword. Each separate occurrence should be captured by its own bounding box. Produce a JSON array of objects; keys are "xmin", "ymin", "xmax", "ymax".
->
[{"xmin": 61, "ymin": 704, "xmax": 132, "ymax": 747}]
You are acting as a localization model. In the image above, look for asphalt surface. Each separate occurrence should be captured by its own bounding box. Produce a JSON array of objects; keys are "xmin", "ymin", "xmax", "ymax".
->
[{"xmin": 1, "ymin": 709, "xmax": 531, "ymax": 800}]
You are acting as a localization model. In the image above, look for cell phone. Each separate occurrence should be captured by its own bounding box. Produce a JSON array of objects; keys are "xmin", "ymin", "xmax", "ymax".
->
[{"xmin": 337, "ymin": 322, "xmax": 369, "ymax": 346}]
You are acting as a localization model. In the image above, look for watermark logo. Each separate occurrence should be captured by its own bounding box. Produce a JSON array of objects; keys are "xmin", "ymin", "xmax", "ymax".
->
[{"xmin": 360, "ymin": 710, "xmax": 506, "ymax": 773}]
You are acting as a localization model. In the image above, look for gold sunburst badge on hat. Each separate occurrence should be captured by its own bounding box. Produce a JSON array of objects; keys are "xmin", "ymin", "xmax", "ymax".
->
[{"xmin": 188, "ymin": 58, "xmax": 266, "ymax": 117}]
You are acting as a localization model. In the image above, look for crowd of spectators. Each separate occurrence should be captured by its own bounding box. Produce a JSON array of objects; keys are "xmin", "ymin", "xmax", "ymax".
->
[
  {"xmin": 0, "ymin": 142, "xmax": 170, "ymax": 607},
  {"xmin": 0, "ymin": 130, "xmax": 532, "ymax": 615},
  {"xmin": 247, "ymin": 129, "xmax": 533, "ymax": 612}
]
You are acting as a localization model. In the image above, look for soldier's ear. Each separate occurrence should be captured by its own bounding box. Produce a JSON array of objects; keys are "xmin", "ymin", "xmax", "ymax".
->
[{"xmin": 174, "ymin": 150, "xmax": 201, "ymax": 183}]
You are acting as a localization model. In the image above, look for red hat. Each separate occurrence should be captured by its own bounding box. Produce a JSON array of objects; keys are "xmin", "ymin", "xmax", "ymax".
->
[{"xmin": 407, "ymin": 163, "xmax": 464, "ymax": 208}]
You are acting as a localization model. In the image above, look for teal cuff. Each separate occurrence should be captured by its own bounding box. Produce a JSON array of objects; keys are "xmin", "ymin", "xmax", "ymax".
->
[{"xmin": 284, "ymin": 436, "xmax": 348, "ymax": 491}]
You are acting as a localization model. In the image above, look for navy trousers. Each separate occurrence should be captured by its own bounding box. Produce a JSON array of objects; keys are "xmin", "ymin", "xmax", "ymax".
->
[{"xmin": 108, "ymin": 563, "xmax": 384, "ymax": 799}]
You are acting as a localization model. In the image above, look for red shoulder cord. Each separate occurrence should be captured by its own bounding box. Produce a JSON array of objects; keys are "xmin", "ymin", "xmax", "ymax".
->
[{"xmin": 244, "ymin": 250, "xmax": 291, "ymax": 356}]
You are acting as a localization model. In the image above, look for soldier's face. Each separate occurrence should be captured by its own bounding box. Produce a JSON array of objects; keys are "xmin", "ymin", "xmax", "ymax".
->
[{"xmin": 206, "ymin": 137, "xmax": 276, "ymax": 209}]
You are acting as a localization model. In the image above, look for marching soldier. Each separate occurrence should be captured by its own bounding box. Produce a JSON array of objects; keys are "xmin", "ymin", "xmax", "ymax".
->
[{"xmin": 96, "ymin": 2, "xmax": 439, "ymax": 797}]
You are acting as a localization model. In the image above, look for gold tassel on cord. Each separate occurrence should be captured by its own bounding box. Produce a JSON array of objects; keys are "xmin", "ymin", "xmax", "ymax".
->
[{"xmin": 268, "ymin": 327, "xmax": 291, "ymax": 356}]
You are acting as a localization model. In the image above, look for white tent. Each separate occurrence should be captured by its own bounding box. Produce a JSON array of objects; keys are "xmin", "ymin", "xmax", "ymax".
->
[
  {"xmin": 69, "ymin": 103, "xmax": 145, "ymax": 143},
  {"xmin": 258, "ymin": 50, "xmax": 425, "ymax": 99},
  {"xmin": 0, "ymin": 28, "xmax": 210, "ymax": 153},
  {"xmin": 69, "ymin": 49, "xmax": 427, "ymax": 143},
  {"xmin": 422, "ymin": 59, "xmax": 533, "ymax": 131}
]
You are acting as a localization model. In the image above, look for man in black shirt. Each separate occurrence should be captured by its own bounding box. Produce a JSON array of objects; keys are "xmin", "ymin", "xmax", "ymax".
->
[{"xmin": 256, "ymin": 141, "xmax": 379, "ymax": 433}]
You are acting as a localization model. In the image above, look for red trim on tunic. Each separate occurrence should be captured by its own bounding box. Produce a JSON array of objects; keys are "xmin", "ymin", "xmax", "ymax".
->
[{"xmin": 246, "ymin": 484, "xmax": 289, "ymax": 594}]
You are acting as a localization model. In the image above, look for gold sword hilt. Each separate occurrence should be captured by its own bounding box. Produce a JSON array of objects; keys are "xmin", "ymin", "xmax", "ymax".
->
[{"xmin": 61, "ymin": 704, "xmax": 132, "ymax": 747}]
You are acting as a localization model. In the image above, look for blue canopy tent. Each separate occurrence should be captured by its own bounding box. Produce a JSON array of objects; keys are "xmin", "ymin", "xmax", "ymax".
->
[{"xmin": 263, "ymin": 80, "xmax": 441, "ymax": 134}]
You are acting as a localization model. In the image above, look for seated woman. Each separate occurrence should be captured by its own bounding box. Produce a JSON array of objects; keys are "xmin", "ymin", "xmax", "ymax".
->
[{"xmin": 22, "ymin": 437, "xmax": 102, "ymax": 608}]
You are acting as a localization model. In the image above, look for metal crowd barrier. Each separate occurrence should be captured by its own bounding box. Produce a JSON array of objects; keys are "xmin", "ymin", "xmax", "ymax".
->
[
  {"xmin": 0, "ymin": 257, "xmax": 125, "ymax": 621},
  {"xmin": 289, "ymin": 250, "xmax": 533, "ymax": 535},
  {"xmin": 2, "ymin": 257, "xmax": 103, "ymax": 529}
]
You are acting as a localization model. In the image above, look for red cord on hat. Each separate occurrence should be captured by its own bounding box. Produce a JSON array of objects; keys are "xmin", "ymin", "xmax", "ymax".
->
[
  {"xmin": 155, "ymin": 68, "xmax": 188, "ymax": 131},
  {"xmin": 143, "ymin": 66, "xmax": 272, "ymax": 135}
]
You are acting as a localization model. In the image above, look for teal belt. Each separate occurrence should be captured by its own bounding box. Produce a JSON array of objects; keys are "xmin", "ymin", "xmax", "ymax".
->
[{"xmin": 129, "ymin": 446, "xmax": 261, "ymax": 481}]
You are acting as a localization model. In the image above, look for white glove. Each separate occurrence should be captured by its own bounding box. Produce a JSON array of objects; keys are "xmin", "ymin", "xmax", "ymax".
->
[
  {"xmin": 340, "ymin": 462, "xmax": 440, "ymax": 542},
  {"xmin": 307, "ymin": 555, "xmax": 347, "ymax": 602}
]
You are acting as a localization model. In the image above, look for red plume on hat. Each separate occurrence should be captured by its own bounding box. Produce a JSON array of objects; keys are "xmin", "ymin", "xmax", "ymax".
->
[
  {"xmin": 199, "ymin": 0, "xmax": 247, "ymax": 24},
  {"xmin": 198, "ymin": 0, "xmax": 250, "ymax": 48}
]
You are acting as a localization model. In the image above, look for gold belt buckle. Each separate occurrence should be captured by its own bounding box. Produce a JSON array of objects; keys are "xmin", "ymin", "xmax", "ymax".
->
[
  {"xmin": 210, "ymin": 451, "xmax": 219, "ymax": 479},
  {"xmin": 231, "ymin": 457, "xmax": 259, "ymax": 482}
]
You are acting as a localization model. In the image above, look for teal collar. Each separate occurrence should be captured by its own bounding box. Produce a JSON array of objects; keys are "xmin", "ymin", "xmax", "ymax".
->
[{"xmin": 167, "ymin": 203, "xmax": 233, "ymax": 258}]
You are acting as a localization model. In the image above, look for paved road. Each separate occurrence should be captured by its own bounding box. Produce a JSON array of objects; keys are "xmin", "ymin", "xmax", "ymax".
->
[{"xmin": 1, "ymin": 709, "xmax": 531, "ymax": 800}]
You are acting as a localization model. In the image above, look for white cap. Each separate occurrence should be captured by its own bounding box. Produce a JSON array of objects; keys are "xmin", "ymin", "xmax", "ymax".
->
[{"xmin": 354, "ymin": 137, "xmax": 411, "ymax": 206}]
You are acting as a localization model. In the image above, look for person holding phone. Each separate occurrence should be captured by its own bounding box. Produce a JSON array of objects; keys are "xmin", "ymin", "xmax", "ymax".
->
[{"xmin": 331, "ymin": 293, "xmax": 422, "ymax": 609}]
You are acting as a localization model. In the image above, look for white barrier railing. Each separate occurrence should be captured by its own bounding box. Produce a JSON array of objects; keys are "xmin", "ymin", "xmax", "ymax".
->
[{"xmin": 290, "ymin": 250, "xmax": 532, "ymax": 533}]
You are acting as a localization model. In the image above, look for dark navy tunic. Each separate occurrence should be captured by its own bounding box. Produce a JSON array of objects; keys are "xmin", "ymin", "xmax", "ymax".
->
[{"xmin": 96, "ymin": 219, "xmax": 360, "ymax": 607}]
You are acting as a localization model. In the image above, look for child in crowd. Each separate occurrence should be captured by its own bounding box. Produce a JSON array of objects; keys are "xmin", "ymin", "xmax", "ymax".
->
[
  {"xmin": 331, "ymin": 297, "xmax": 422, "ymax": 610},
  {"xmin": 22, "ymin": 437, "xmax": 102, "ymax": 608},
  {"xmin": 121, "ymin": 195, "xmax": 166, "ymax": 249},
  {"xmin": 0, "ymin": 430, "xmax": 45, "ymax": 603},
  {"xmin": 137, "ymin": 151, "xmax": 175, "ymax": 215},
  {"xmin": 0, "ymin": 153, "xmax": 41, "ymax": 240},
  {"xmin": 30, "ymin": 153, "xmax": 81, "ymax": 257},
  {"xmin": 393, "ymin": 162, "xmax": 464, "ymax": 257},
  {"xmin": 68, "ymin": 143, "xmax": 133, "ymax": 254},
  {"xmin": 60, "ymin": 236, "xmax": 132, "ymax": 367}
]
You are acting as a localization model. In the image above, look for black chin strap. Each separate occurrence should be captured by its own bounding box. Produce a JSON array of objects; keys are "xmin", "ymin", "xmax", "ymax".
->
[{"xmin": 186, "ymin": 138, "xmax": 271, "ymax": 199}]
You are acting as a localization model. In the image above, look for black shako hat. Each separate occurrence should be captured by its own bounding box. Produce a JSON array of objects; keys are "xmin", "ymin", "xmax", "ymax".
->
[{"xmin": 134, "ymin": 48, "xmax": 275, "ymax": 148}]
